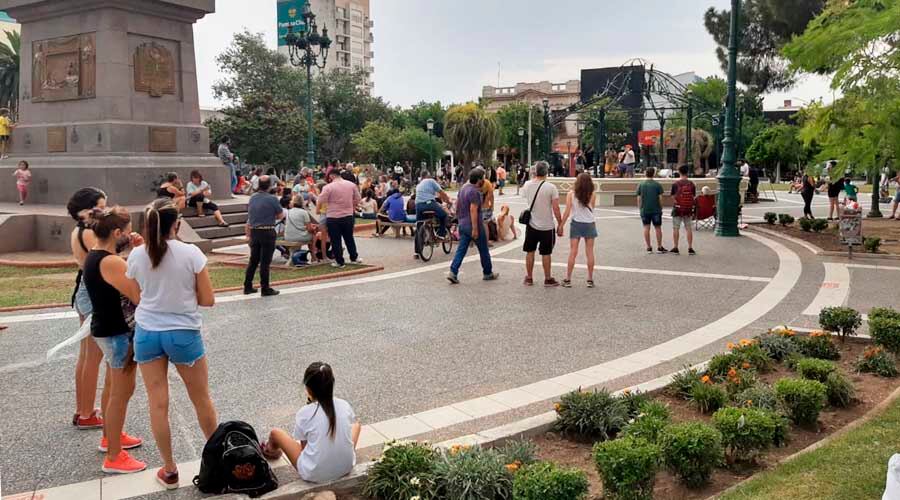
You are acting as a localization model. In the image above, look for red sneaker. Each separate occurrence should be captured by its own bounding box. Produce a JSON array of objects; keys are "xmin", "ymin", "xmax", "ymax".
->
[
  {"xmin": 156, "ymin": 467, "xmax": 179, "ymax": 490},
  {"xmin": 75, "ymin": 410, "xmax": 104, "ymax": 430},
  {"xmin": 101, "ymin": 450, "xmax": 146, "ymax": 474},
  {"xmin": 99, "ymin": 432, "xmax": 143, "ymax": 452}
]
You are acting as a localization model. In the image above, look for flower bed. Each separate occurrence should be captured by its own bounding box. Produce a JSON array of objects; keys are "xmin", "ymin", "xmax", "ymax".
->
[{"xmin": 334, "ymin": 308, "xmax": 900, "ymax": 499}]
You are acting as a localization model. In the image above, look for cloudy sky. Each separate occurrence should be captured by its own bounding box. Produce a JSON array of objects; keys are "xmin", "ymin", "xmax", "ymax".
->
[{"xmin": 194, "ymin": 0, "xmax": 835, "ymax": 110}]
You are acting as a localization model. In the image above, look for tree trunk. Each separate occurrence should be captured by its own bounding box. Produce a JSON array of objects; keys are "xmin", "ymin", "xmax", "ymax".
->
[{"xmin": 869, "ymin": 165, "xmax": 884, "ymax": 218}]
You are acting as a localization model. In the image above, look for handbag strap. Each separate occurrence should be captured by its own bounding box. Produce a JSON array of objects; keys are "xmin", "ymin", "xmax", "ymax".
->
[{"xmin": 528, "ymin": 181, "xmax": 546, "ymax": 213}]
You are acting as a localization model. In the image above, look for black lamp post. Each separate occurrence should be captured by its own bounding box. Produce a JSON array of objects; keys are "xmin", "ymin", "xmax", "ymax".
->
[
  {"xmin": 284, "ymin": 3, "xmax": 331, "ymax": 168},
  {"xmin": 542, "ymin": 98, "xmax": 551, "ymax": 162},
  {"xmin": 426, "ymin": 118, "xmax": 435, "ymax": 174},
  {"xmin": 517, "ymin": 127, "xmax": 525, "ymax": 166}
]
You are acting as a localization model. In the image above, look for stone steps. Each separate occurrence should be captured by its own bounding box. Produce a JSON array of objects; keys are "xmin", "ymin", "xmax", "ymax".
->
[{"xmin": 182, "ymin": 198, "xmax": 250, "ymax": 252}]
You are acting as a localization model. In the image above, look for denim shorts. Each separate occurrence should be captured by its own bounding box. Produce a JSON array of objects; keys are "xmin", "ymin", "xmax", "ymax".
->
[
  {"xmin": 894, "ymin": 190, "xmax": 900, "ymax": 204},
  {"xmin": 134, "ymin": 326, "xmax": 205, "ymax": 367},
  {"xmin": 73, "ymin": 276, "xmax": 92, "ymax": 316},
  {"xmin": 641, "ymin": 213, "xmax": 663, "ymax": 227},
  {"xmin": 569, "ymin": 221, "xmax": 598, "ymax": 239},
  {"xmin": 94, "ymin": 333, "xmax": 134, "ymax": 369}
]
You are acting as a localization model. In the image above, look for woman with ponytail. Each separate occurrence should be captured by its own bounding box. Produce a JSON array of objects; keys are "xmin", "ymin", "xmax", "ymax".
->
[
  {"xmin": 81, "ymin": 206, "xmax": 146, "ymax": 474},
  {"xmin": 126, "ymin": 198, "xmax": 218, "ymax": 489},
  {"xmin": 261, "ymin": 362, "xmax": 361, "ymax": 483},
  {"xmin": 67, "ymin": 187, "xmax": 108, "ymax": 430}
]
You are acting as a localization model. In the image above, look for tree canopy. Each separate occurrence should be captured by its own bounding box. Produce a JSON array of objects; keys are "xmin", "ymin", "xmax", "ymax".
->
[
  {"xmin": 444, "ymin": 103, "xmax": 500, "ymax": 168},
  {"xmin": 494, "ymin": 102, "xmax": 545, "ymax": 158}
]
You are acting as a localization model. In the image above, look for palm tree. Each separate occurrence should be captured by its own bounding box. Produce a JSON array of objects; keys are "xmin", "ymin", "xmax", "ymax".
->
[
  {"xmin": 0, "ymin": 30, "xmax": 20, "ymax": 118},
  {"xmin": 444, "ymin": 103, "xmax": 500, "ymax": 172}
]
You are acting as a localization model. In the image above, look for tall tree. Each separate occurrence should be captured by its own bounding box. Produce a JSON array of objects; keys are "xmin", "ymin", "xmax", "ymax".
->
[
  {"xmin": 350, "ymin": 120, "xmax": 402, "ymax": 167},
  {"xmin": 399, "ymin": 101, "xmax": 447, "ymax": 137},
  {"xmin": 704, "ymin": 0, "xmax": 825, "ymax": 93},
  {"xmin": 444, "ymin": 103, "xmax": 500, "ymax": 169},
  {"xmin": 0, "ymin": 30, "xmax": 20, "ymax": 118},
  {"xmin": 313, "ymin": 69, "xmax": 393, "ymax": 161},
  {"xmin": 745, "ymin": 123, "xmax": 810, "ymax": 178},
  {"xmin": 494, "ymin": 102, "xmax": 545, "ymax": 160}
]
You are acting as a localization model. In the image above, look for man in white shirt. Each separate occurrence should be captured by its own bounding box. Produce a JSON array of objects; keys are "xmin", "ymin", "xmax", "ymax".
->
[
  {"xmin": 521, "ymin": 161, "xmax": 563, "ymax": 287},
  {"xmin": 623, "ymin": 144, "xmax": 636, "ymax": 178}
]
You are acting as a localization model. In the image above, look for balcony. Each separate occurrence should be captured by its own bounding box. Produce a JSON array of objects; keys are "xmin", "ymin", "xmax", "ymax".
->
[
  {"xmin": 367, "ymin": 51, "xmax": 374, "ymax": 58},
  {"xmin": 336, "ymin": 8, "xmax": 348, "ymax": 20},
  {"xmin": 366, "ymin": 19, "xmax": 374, "ymax": 28},
  {"xmin": 367, "ymin": 32, "xmax": 374, "ymax": 42}
]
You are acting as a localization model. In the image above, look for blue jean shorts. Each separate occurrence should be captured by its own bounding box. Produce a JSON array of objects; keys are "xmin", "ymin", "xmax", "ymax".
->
[
  {"xmin": 894, "ymin": 190, "xmax": 900, "ymax": 204},
  {"xmin": 94, "ymin": 333, "xmax": 134, "ymax": 369},
  {"xmin": 570, "ymin": 221, "xmax": 598, "ymax": 239},
  {"xmin": 641, "ymin": 213, "xmax": 663, "ymax": 227},
  {"xmin": 134, "ymin": 326, "xmax": 205, "ymax": 367},
  {"xmin": 73, "ymin": 276, "xmax": 92, "ymax": 317}
]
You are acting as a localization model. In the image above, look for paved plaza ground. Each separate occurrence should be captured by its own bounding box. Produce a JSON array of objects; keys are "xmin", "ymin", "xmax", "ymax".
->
[{"xmin": 1, "ymin": 191, "xmax": 898, "ymax": 498}]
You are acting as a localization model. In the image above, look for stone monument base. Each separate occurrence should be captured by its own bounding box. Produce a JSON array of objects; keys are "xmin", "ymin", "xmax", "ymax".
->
[{"xmin": 0, "ymin": 155, "xmax": 231, "ymax": 206}]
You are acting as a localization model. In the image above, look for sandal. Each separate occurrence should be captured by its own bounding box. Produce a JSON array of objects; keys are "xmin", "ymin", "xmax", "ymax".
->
[{"xmin": 586, "ymin": 280, "xmax": 595, "ymax": 288}]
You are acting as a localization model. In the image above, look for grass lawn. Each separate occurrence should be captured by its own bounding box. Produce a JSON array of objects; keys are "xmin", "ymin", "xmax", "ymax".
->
[
  {"xmin": 720, "ymin": 394, "xmax": 900, "ymax": 500},
  {"xmin": 0, "ymin": 263, "xmax": 366, "ymax": 308}
]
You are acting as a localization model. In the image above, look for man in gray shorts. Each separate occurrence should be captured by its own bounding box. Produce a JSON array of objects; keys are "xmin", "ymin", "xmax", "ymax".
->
[{"xmin": 670, "ymin": 164, "xmax": 697, "ymax": 255}]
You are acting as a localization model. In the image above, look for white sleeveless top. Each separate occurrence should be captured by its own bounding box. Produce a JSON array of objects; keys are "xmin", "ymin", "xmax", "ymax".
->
[{"xmin": 571, "ymin": 195, "xmax": 594, "ymax": 223}]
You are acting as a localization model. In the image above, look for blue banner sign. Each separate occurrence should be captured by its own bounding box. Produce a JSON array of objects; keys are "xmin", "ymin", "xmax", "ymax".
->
[{"xmin": 277, "ymin": 0, "xmax": 307, "ymax": 46}]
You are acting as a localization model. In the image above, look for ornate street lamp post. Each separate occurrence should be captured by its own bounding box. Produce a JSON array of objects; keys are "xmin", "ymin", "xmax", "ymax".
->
[
  {"xmin": 517, "ymin": 127, "xmax": 525, "ymax": 167},
  {"xmin": 716, "ymin": 0, "xmax": 742, "ymax": 237},
  {"xmin": 426, "ymin": 118, "xmax": 435, "ymax": 174},
  {"xmin": 542, "ymin": 98, "xmax": 551, "ymax": 162},
  {"xmin": 284, "ymin": 3, "xmax": 331, "ymax": 168}
]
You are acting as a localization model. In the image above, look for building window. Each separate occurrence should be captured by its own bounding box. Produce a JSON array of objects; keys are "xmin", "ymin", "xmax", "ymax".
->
[
  {"xmin": 351, "ymin": 25, "xmax": 363, "ymax": 38},
  {"xmin": 336, "ymin": 7, "xmax": 346, "ymax": 19},
  {"xmin": 351, "ymin": 8, "xmax": 363, "ymax": 24},
  {"xmin": 352, "ymin": 41, "xmax": 363, "ymax": 54}
]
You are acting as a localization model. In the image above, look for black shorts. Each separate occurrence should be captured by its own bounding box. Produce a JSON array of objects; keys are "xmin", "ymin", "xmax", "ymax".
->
[
  {"xmin": 0, "ymin": 135, "xmax": 8, "ymax": 143},
  {"xmin": 523, "ymin": 226, "xmax": 555, "ymax": 255}
]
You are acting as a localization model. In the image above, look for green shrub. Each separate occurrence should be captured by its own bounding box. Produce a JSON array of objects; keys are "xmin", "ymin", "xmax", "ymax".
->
[
  {"xmin": 764, "ymin": 212, "xmax": 778, "ymax": 224},
  {"xmin": 797, "ymin": 333, "xmax": 841, "ymax": 360},
  {"xmin": 856, "ymin": 346, "xmax": 899, "ymax": 377},
  {"xmin": 711, "ymin": 407, "xmax": 778, "ymax": 462},
  {"xmin": 707, "ymin": 352, "xmax": 743, "ymax": 379},
  {"xmin": 554, "ymin": 388, "xmax": 628, "ymax": 440},
  {"xmin": 690, "ymin": 382, "xmax": 728, "ymax": 414},
  {"xmin": 795, "ymin": 358, "xmax": 836, "ymax": 382},
  {"xmin": 433, "ymin": 446, "xmax": 512, "ymax": 500},
  {"xmin": 778, "ymin": 214, "xmax": 795, "ymax": 226},
  {"xmin": 864, "ymin": 236, "xmax": 882, "ymax": 253},
  {"xmin": 732, "ymin": 384, "xmax": 779, "ymax": 411},
  {"xmin": 730, "ymin": 341, "xmax": 775, "ymax": 372},
  {"xmin": 496, "ymin": 438, "xmax": 537, "ymax": 466},
  {"xmin": 668, "ymin": 366, "xmax": 703, "ymax": 400},
  {"xmin": 870, "ymin": 307, "xmax": 900, "ymax": 322},
  {"xmin": 725, "ymin": 368, "xmax": 759, "ymax": 395},
  {"xmin": 870, "ymin": 317, "xmax": 900, "ymax": 354},
  {"xmin": 758, "ymin": 333, "xmax": 800, "ymax": 362},
  {"xmin": 811, "ymin": 218, "xmax": 829, "ymax": 232},
  {"xmin": 618, "ymin": 390, "xmax": 652, "ymax": 419},
  {"xmin": 799, "ymin": 217, "xmax": 813, "ymax": 232},
  {"xmin": 659, "ymin": 422, "xmax": 724, "ymax": 488},
  {"xmin": 819, "ymin": 306, "xmax": 863, "ymax": 342},
  {"xmin": 512, "ymin": 461, "xmax": 589, "ymax": 500},
  {"xmin": 825, "ymin": 371, "xmax": 855, "ymax": 408},
  {"xmin": 592, "ymin": 436, "xmax": 660, "ymax": 500},
  {"xmin": 363, "ymin": 441, "xmax": 437, "ymax": 500},
  {"xmin": 622, "ymin": 401, "xmax": 672, "ymax": 444},
  {"xmin": 775, "ymin": 378, "xmax": 827, "ymax": 426}
]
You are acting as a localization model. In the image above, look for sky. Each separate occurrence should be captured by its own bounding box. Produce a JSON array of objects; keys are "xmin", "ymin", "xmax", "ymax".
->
[{"xmin": 193, "ymin": 0, "xmax": 835, "ymax": 111}]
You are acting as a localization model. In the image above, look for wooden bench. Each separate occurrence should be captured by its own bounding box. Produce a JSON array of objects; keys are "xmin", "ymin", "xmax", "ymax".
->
[{"xmin": 373, "ymin": 218, "xmax": 416, "ymax": 238}]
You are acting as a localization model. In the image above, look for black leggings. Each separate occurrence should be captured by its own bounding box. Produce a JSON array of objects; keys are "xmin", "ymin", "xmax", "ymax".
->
[{"xmin": 802, "ymin": 191, "xmax": 814, "ymax": 218}]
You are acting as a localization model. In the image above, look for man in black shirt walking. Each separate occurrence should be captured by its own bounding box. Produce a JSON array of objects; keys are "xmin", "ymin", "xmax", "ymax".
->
[{"xmin": 244, "ymin": 176, "xmax": 284, "ymax": 296}]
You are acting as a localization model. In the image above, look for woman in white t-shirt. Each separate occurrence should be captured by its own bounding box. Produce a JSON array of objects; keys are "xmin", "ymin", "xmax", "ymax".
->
[
  {"xmin": 262, "ymin": 362, "xmax": 361, "ymax": 484},
  {"xmin": 185, "ymin": 170, "xmax": 229, "ymax": 226},
  {"xmin": 126, "ymin": 197, "xmax": 218, "ymax": 489}
]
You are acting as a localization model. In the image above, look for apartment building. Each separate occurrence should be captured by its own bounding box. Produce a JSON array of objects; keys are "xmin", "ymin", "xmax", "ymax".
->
[{"xmin": 277, "ymin": 0, "xmax": 374, "ymax": 90}]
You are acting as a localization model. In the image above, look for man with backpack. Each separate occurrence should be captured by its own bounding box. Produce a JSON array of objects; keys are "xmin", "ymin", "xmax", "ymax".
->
[{"xmin": 670, "ymin": 164, "xmax": 697, "ymax": 255}]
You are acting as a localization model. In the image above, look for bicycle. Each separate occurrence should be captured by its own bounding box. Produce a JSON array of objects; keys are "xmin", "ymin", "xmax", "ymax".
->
[{"xmin": 415, "ymin": 211, "xmax": 454, "ymax": 262}]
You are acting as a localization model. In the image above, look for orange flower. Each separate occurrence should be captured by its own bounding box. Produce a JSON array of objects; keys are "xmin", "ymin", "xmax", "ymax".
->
[
  {"xmin": 623, "ymin": 389, "xmax": 631, "ymax": 396},
  {"xmin": 739, "ymin": 339, "xmax": 753, "ymax": 347},
  {"xmin": 810, "ymin": 330, "xmax": 827, "ymax": 338},
  {"xmin": 728, "ymin": 368, "xmax": 738, "ymax": 377},
  {"xmin": 701, "ymin": 375, "xmax": 712, "ymax": 384},
  {"xmin": 554, "ymin": 403, "xmax": 562, "ymax": 412},
  {"xmin": 746, "ymin": 400, "xmax": 753, "ymax": 406},
  {"xmin": 727, "ymin": 342, "xmax": 736, "ymax": 350},
  {"xmin": 506, "ymin": 461, "xmax": 521, "ymax": 473},
  {"xmin": 742, "ymin": 362, "xmax": 751, "ymax": 369},
  {"xmin": 865, "ymin": 347, "xmax": 883, "ymax": 360}
]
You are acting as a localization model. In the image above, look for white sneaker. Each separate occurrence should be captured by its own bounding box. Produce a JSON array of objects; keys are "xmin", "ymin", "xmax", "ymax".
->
[
  {"xmin": 331, "ymin": 262, "xmax": 345, "ymax": 269},
  {"xmin": 350, "ymin": 258, "xmax": 363, "ymax": 264}
]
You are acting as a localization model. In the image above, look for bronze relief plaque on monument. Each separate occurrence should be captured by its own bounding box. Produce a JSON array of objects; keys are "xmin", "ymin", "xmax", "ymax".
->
[
  {"xmin": 47, "ymin": 127, "xmax": 67, "ymax": 153},
  {"xmin": 134, "ymin": 42, "xmax": 177, "ymax": 98},
  {"xmin": 32, "ymin": 33, "xmax": 96, "ymax": 102},
  {"xmin": 149, "ymin": 126, "xmax": 178, "ymax": 152}
]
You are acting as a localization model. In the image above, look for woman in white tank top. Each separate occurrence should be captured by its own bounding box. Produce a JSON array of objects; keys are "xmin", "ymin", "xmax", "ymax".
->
[{"xmin": 559, "ymin": 173, "xmax": 598, "ymax": 288}]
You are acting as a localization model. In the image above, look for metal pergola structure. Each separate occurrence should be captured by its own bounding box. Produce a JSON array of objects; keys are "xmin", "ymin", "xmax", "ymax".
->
[{"xmin": 546, "ymin": 59, "xmax": 724, "ymax": 177}]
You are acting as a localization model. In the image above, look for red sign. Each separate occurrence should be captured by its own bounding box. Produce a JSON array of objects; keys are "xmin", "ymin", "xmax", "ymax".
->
[{"xmin": 638, "ymin": 130, "xmax": 660, "ymax": 147}]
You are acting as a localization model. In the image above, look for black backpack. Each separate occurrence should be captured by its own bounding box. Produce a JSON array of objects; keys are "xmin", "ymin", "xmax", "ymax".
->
[{"xmin": 193, "ymin": 420, "xmax": 278, "ymax": 497}]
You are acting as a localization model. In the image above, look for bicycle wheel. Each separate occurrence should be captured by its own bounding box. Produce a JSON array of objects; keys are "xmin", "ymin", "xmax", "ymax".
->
[
  {"xmin": 442, "ymin": 233, "xmax": 453, "ymax": 254},
  {"xmin": 420, "ymin": 230, "xmax": 435, "ymax": 262}
]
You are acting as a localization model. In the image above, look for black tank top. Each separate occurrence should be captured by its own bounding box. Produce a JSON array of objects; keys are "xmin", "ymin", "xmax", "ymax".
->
[
  {"xmin": 158, "ymin": 185, "xmax": 174, "ymax": 198},
  {"xmin": 83, "ymin": 249, "xmax": 129, "ymax": 338}
]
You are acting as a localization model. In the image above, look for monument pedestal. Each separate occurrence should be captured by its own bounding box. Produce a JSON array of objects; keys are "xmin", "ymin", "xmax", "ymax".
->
[{"xmin": 0, "ymin": 0, "xmax": 223, "ymax": 205}]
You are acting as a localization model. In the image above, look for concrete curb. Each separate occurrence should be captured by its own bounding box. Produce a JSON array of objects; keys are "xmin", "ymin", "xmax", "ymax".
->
[
  {"xmin": 0, "ymin": 258, "xmax": 76, "ymax": 267},
  {"xmin": 706, "ymin": 382, "xmax": 900, "ymax": 500},
  {"xmin": 253, "ymin": 361, "xmax": 711, "ymax": 500},
  {"xmin": 748, "ymin": 224, "xmax": 900, "ymax": 260},
  {"xmin": 0, "ymin": 266, "xmax": 384, "ymax": 313}
]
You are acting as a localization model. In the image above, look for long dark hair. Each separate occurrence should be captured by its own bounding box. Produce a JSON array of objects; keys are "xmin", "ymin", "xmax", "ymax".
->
[
  {"xmin": 67, "ymin": 187, "xmax": 107, "ymax": 224},
  {"xmin": 85, "ymin": 206, "xmax": 131, "ymax": 239},
  {"xmin": 573, "ymin": 172, "xmax": 594, "ymax": 208},
  {"xmin": 304, "ymin": 362, "xmax": 337, "ymax": 438},
  {"xmin": 144, "ymin": 198, "xmax": 180, "ymax": 268}
]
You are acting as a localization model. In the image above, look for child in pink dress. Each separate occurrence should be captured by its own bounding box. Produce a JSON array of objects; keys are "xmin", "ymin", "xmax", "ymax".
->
[{"xmin": 14, "ymin": 160, "xmax": 31, "ymax": 205}]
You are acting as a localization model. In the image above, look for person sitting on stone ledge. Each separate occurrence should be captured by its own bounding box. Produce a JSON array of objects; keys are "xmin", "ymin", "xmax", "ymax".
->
[
  {"xmin": 261, "ymin": 362, "xmax": 361, "ymax": 484},
  {"xmin": 185, "ymin": 170, "xmax": 228, "ymax": 227},
  {"xmin": 157, "ymin": 172, "xmax": 186, "ymax": 211}
]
